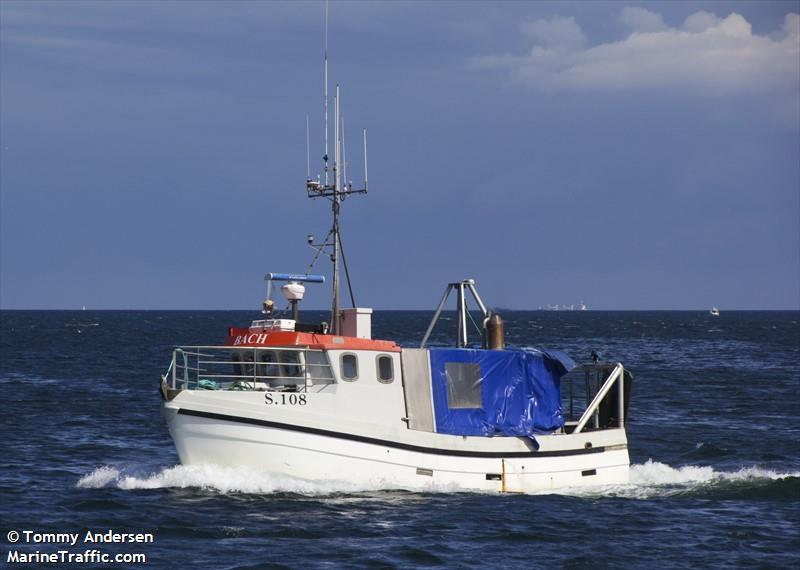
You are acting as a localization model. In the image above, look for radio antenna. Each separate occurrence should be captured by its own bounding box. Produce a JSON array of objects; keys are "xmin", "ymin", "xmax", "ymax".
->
[
  {"xmin": 341, "ymin": 114, "xmax": 348, "ymax": 191},
  {"xmin": 363, "ymin": 129, "xmax": 368, "ymax": 192},
  {"xmin": 306, "ymin": 115, "xmax": 311, "ymax": 180},
  {"xmin": 303, "ymin": 1, "xmax": 370, "ymax": 336},
  {"xmin": 334, "ymin": 85, "xmax": 340, "ymax": 193},
  {"xmin": 323, "ymin": 0, "xmax": 329, "ymax": 186}
]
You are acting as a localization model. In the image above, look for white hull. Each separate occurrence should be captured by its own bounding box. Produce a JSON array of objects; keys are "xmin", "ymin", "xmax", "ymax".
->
[{"xmin": 163, "ymin": 401, "xmax": 630, "ymax": 493}]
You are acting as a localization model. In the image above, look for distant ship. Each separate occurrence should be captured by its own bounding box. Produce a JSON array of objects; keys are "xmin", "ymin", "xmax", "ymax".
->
[
  {"xmin": 541, "ymin": 302, "xmax": 588, "ymax": 311},
  {"xmin": 710, "ymin": 307, "xmax": 720, "ymax": 316}
]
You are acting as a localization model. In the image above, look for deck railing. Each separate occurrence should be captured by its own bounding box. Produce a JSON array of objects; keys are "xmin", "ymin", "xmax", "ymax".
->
[
  {"xmin": 562, "ymin": 363, "xmax": 631, "ymax": 432},
  {"xmin": 163, "ymin": 345, "xmax": 335, "ymax": 392}
]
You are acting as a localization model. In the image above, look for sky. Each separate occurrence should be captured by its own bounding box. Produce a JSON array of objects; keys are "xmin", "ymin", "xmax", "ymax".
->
[{"xmin": 1, "ymin": 0, "xmax": 798, "ymax": 310}]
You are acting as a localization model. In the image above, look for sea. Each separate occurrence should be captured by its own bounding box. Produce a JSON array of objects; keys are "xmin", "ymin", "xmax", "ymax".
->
[{"xmin": 1, "ymin": 310, "xmax": 798, "ymax": 569}]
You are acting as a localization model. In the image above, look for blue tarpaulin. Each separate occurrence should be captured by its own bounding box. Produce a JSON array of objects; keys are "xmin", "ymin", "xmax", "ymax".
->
[{"xmin": 429, "ymin": 348, "xmax": 574, "ymax": 444}]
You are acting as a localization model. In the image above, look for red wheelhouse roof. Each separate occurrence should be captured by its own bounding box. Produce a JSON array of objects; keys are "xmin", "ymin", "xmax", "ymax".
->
[{"xmin": 225, "ymin": 327, "xmax": 401, "ymax": 352}]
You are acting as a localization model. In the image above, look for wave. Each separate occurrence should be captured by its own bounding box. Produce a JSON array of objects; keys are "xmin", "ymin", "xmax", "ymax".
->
[
  {"xmin": 570, "ymin": 460, "xmax": 800, "ymax": 499},
  {"xmin": 631, "ymin": 459, "xmax": 798, "ymax": 485},
  {"xmin": 76, "ymin": 465, "xmax": 464, "ymax": 495},
  {"xmin": 76, "ymin": 460, "xmax": 799, "ymax": 499}
]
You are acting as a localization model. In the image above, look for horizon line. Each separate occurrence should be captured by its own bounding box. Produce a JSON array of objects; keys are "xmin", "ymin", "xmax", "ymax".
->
[{"xmin": 1, "ymin": 307, "xmax": 798, "ymax": 312}]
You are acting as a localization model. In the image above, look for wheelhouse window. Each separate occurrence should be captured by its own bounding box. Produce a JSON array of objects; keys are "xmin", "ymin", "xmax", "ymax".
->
[
  {"xmin": 228, "ymin": 348, "xmax": 335, "ymax": 389},
  {"xmin": 306, "ymin": 350, "xmax": 334, "ymax": 383},
  {"xmin": 444, "ymin": 362, "xmax": 482, "ymax": 408},
  {"xmin": 233, "ymin": 351, "xmax": 255, "ymax": 378},
  {"xmin": 376, "ymin": 354, "xmax": 394, "ymax": 384},
  {"xmin": 255, "ymin": 350, "xmax": 278, "ymax": 382},
  {"xmin": 341, "ymin": 353, "xmax": 358, "ymax": 381},
  {"xmin": 279, "ymin": 350, "xmax": 302, "ymax": 378}
]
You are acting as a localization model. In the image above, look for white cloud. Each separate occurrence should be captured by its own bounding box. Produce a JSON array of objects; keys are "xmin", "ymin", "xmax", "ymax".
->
[
  {"xmin": 473, "ymin": 10, "xmax": 800, "ymax": 99},
  {"xmin": 682, "ymin": 11, "xmax": 721, "ymax": 33},
  {"xmin": 783, "ymin": 12, "xmax": 800, "ymax": 37},
  {"xmin": 621, "ymin": 7, "xmax": 668, "ymax": 33},
  {"xmin": 521, "ymin": 15, "xmax": 586, "ymax": 51}
]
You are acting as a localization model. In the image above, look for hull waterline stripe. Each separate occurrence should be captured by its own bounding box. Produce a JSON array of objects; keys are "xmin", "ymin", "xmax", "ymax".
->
[{"xmin": 176, "ymin": 408, "xmax": 613, "ymax": 459}]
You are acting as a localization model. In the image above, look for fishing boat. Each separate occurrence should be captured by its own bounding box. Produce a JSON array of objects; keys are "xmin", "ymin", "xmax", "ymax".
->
[
  {"xmin": 710, "ymin": 307, "xmax": 720, "ymax": 316},
  {"xmin": 158, "ymin": 11, "xmax": 634, "ymax": 494}
]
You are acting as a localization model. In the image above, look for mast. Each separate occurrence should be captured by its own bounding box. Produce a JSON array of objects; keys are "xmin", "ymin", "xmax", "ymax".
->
[
  {"xmin": 323, "ymin": 0, "xmax": 329, "ymax": 187},
  {"xmin": 305, "ymin": 2, "xmax": 369, "ymax": 337},
  {"xmin": 332, "ymin": 86, "xmax": 341, "ymax": 334},
  {"xmin": 306, "ymin": 115, "xmax": 311, "ymax": 180}
]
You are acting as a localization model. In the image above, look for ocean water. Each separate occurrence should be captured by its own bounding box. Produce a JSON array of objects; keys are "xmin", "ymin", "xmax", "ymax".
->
[{"xmin": 1, "ymin": 310, "xmax": 798, "ymax": 568}]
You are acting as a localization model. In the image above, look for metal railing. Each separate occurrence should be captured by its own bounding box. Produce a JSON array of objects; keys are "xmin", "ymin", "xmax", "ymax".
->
[
  {"xmin": 164, "ymin": 345, "xmax": 335, "ymax": 392},
  {"xmin": 562, "ymin": 363, "xmax": 629, "ymax": 433}
]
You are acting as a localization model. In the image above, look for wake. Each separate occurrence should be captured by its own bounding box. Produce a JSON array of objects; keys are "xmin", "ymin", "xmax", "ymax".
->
[{"xmin": 76, "ymin": 460, "xmax": 799, "ymax": 498}]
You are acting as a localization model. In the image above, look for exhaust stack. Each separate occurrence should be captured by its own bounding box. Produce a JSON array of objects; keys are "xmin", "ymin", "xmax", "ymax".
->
[{"xmin": 486, "ymin": 313, "xmax": 505, "ymax": 350}]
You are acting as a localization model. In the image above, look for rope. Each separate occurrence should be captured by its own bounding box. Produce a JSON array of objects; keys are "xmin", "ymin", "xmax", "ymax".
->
[{"xmin": 466, "ymin": 308, "xmax": 483, "ymax": 341}]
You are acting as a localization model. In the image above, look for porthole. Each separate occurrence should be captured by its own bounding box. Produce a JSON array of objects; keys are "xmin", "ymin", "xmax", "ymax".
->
[
  {"xmin": 340, "ymin": 353, "xmax": 358, "ymax": 381},
  {"xmin": 376, "ymin": 354, "xmax": 394, "ymax": 384}
]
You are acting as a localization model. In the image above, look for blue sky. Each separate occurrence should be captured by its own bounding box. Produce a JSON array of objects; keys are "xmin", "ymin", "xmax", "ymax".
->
[{"xmin": 1, "ymin": 0, "xmax": 798, "ymax": 310}]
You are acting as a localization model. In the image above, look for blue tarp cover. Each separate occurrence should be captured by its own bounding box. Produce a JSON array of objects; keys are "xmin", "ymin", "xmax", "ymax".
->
[{"xmin": 429, "ymin": 348, "xmax": 573, "ymax": 443}]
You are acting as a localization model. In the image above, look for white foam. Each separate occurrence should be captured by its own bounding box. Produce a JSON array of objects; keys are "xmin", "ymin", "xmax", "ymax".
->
[
  {"xmin": 630, "ymin": 459, "xmax": 717, "ymax": 485},
  {"xmin": 77, "ymin": 466, "xmax": 121, "ymax": 488},
  {"xmin": 76, "ymin": 464, "xmax": 469, "ymax": 495},
  {"xmin": 519, "ymin": 460, "xmax": 799, "ymax": 498},
  {"xmin": 631, "ymin": 459, "xmax": 798, "ymax": 485},
  {"xmin": 713, "ymin": 464, "xmax": 800, "ymax": 482},
  {"xmin": 79, "ymin": 464, "xmax": 349, "ymax": 494},
  {"xmin": 76, "ymin": 461, "xmax": 798, "ymax": 498},
  {"xmin": 564, "ymin": 460, "xmax": 800, "ymax": 499}
]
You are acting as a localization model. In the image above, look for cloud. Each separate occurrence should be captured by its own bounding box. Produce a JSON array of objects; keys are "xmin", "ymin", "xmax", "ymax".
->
[
  {"xmin": 681, "ymin": 11, "xmax": 721, "ymax": 33},
  {"xmin": 473, "ymin": 10, "xmax": 800, "ymax": 99},
  {"xmin": 621, "ymin": 7, "xmax": 668, "ymax": 33},
  {"xmin": 521, "ymin": 15, "xmax": 586, "ymax": 51}
]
